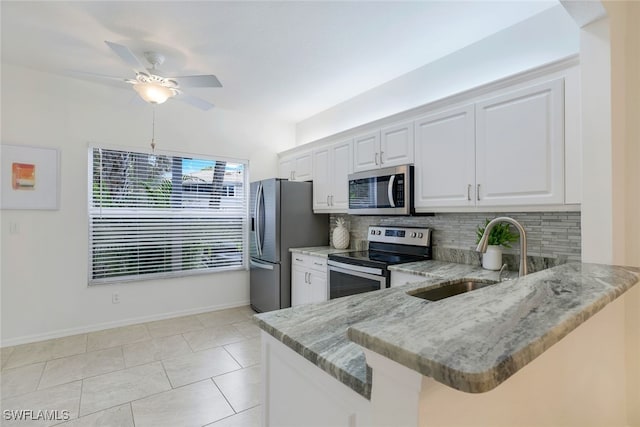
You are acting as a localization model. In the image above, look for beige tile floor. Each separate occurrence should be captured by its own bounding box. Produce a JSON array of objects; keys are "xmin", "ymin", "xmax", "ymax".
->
[{"xmin": 0, "ymin": 306, "xmax": 262, "ymax": 427}]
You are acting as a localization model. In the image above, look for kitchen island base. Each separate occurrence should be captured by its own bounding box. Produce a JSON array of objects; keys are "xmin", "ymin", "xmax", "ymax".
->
[
  {"xmin": 261, "ymin": 294, "xmax": 629, "ymax": 427},
  {"xmin": 261, "ymin": 332, "xmax": 371, "ymax": 427}
]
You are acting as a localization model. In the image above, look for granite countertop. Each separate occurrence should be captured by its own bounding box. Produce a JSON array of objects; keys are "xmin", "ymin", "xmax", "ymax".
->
[
  {"xmin": 254, "ymin": 262, "xmax": 639, "ymax": 399},
  {"xmin": 289, "ymin": 246, "xmax": 350, "ymax": 258},
  {"xmin": 389, "ymin": 259, "xmax": 519, "ymax": 281}
]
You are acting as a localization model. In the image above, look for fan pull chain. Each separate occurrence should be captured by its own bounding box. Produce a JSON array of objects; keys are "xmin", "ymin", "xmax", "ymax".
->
[{"xmin": 150, "ymin": 107, "xmax": 156, "ymax": 152}]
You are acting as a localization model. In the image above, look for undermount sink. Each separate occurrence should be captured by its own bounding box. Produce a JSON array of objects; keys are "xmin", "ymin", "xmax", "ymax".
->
[{"xmin": 409, "ymin": 279, "xmax": 498, "ymax": 302}]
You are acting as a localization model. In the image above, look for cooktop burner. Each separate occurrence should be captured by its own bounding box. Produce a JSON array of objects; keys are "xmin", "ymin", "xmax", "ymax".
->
[{"xmin": 330, "ymin": 250, "xmax": 426, "ymax": 267}]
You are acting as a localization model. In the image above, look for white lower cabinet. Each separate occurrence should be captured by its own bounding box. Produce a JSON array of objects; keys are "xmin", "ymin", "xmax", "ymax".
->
[{"xmin": 292, "ymin": 254, "xmax": 328, "ymax": 306}]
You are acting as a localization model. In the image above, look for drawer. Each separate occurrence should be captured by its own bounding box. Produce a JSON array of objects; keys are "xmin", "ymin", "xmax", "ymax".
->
[{"xmin": 292, "ymin": 253, "xmax": 327, "ymax": 273}]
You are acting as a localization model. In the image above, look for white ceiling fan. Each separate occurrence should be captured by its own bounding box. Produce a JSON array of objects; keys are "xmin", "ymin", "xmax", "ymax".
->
[{"xmin": 77, "ymin": 41, "xmax": 222, "ymax": 111}]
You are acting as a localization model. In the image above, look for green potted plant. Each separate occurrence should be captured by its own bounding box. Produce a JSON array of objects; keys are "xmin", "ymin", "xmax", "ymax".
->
[{"xmin": 476, "ymin": 219, "xmax": 519, "ymax": 270}]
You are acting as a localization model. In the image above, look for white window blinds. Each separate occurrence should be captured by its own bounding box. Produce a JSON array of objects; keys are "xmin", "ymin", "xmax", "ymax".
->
[{"xmin": 89, "ymin": 147, "xmax": 247, "ymax": 285}]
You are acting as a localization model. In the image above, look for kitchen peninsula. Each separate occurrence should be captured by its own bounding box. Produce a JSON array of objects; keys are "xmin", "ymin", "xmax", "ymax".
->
[{"xmin": 255, "ymin": 261, "xmax": 639, "ymax": 427}]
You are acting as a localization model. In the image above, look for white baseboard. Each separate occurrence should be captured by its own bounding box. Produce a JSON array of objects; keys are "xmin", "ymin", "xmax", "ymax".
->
[{"xmin": 1, "ymin": 299, "xmax": 251, "ymax": 348}]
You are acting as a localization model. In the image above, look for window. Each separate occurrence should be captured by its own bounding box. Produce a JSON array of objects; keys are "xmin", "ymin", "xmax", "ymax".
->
[{"xmin": 89, "ymin": 147, "xmax": 247, "ymax": 285}]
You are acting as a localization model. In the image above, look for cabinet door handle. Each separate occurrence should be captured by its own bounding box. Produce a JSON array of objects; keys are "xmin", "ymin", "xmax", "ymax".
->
[
  {"xmin": 308, "ymin": 273, "xmax": 312, "ymax": 284},
  {"xmin": 313, "ymin": 262, "xmax": 323, "ymax": 266},
  {"xmin": 330, "ymin": 195, "xmax": 333, "ymax": 206},
  {"xmin": 304, "ymin": 272, "xmax": 309, "ymax": 284},
  {"xmin": 374, "ymin": 152, "xmax": 379, "ymax": 165},
  {"xmin": 380, "ymin": 151, "xmax": 384, "ymax": 164},
  {"xmin": 467, "ymin": 184, "xmax": 471, "ymax": 201},
  {"xmin": 295, "ymin": 257, "xmax": 303, "ymax": 262},
  {"xmin": 477, "ymin": 184, "xmax": 481, "ymax": 201}
]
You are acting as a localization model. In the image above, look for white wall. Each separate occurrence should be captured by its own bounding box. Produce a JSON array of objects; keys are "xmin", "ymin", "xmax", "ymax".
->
[
  {"xmin": 579, "ymin": 17, "xmax": 613, "ymax": 264},
  {"xmin": 572, "ymin": 2, "xmax": 640, "ymax": 424},
  {"xmin": 602, "ymin": 1, "xmax": 640, "ymax": 424},
  {"xmin": 295, "ymin": 5, "xmax": 580, "ymax": 145},
  {"xmin": 0, "ymin": 64, "xmax": 295, "ymax": 345}
]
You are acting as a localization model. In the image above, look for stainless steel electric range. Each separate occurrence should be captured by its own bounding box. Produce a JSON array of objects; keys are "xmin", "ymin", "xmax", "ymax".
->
[{"xmin": 327, "ymin": 226, "xmax": 432, "ymax": 299}]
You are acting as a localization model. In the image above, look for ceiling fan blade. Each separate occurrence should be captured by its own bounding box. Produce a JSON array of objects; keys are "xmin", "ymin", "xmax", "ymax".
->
[
  {"xmin": 173, "ymin": 75, "xmax": 222, "ymax": 88},
  {"xmin": 175, "ymin": 93, "xmax": 215, "ymax": 111},
  {"xmin": 66, "ymin": 70, "xmax": 131, "ymax": 83},
  {"xmin": 105, "ymin": 41, "xmax": 145, "ymax": 70},
  {"xmin": 66, "ymin": 70, "xmax": 128, "ymax": 83}
]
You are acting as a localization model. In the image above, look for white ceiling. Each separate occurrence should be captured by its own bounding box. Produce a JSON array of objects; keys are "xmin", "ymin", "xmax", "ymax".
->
[{"xmin": 1, "ymin": 1, "xmax": 559, "ymax": 122}]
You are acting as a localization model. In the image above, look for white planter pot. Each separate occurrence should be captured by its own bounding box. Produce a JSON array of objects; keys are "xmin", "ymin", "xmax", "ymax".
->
[{"xmin": 482, "ymin": 245, "xmax": 503, "ymax": 270}]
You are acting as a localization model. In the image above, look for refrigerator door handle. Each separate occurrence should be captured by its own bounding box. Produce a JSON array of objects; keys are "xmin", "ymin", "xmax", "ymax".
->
[
  {"xmin": 250, "ymin": 259, "xmax": 274, "ymax": 270},
  {"xmin": 254, "ymin": 182, "xmax": 264, "ymax": 257}
]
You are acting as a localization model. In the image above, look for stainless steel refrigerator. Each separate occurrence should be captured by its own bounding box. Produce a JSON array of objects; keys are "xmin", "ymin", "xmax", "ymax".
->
[{"xmin": 250, "ymin": 179, "xmax": 329, "ymax": 312}]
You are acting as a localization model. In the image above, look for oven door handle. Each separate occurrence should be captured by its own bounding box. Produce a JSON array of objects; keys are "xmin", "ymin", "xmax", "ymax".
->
[
  {"xmin": 328, "ymin": 261, "xmax": 384, "ymax": 277},
  {"xmin": 328, "ymin": 265, "xmax": 387, "ymax": 285}
]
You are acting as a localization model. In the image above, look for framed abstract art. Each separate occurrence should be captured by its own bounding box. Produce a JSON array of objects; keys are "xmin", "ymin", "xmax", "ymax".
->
[{"xmin": 1, "ymin": 144, "xmax": 60, "ymax": 210}]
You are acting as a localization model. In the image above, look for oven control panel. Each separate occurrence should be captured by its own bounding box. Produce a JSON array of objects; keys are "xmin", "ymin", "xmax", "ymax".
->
[{"xmin": 367, "ymin": 226, "xmax": 431, "ymax": 246}]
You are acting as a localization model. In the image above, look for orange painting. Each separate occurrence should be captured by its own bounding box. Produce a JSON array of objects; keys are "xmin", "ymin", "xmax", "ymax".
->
[{"xmin": 12, "ymin": 162, "xmax": 36, "ymax": 190}]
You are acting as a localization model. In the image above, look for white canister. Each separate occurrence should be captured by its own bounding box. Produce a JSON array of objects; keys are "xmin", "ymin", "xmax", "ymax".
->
[{"xmin": 482, "ymin": 245, "xmax": 503, "ymax": 270}]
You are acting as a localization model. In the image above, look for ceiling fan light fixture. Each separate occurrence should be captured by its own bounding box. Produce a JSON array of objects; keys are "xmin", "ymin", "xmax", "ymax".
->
[{"xmin": 133, "ymin": 83, "xmax": 176, "ymax": 104}]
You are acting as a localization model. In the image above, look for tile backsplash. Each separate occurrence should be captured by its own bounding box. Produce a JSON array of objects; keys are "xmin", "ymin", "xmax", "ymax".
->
[{"xmin": 330, "ymin": 212, "xmax": 581, "ymax": 272}]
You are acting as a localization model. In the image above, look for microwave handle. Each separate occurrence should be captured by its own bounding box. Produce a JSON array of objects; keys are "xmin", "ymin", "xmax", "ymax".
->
[{"xmin": 388, "ymin": 175, "xmax": 396, "ymax": 208}]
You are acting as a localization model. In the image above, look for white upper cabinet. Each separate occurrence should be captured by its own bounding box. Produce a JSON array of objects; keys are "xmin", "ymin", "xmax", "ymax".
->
[
  {"xmin": 279, "ymin": 150, "xmax": 313, "ymax": 181},
  {"xmin": 414, "ymin": 105, "xmax": 476, "ymax": 208},
  {"xmin": 312, "ymin": 145, "xmax": 331, "ymax": 210},
  {"xmin": 353, "ymin": 131, "xmax": 380, "ymax": 172},
  {"xmin": 353, "ymin": 122, "xmax": 414, "ymax": 173},
  {"xmin": 380, "ymin": 120, "xmax": 414, "ymax": 167},
  {"xmin": 475, "ymin": 79, "xmax": 564, "ymax": 206},
  {"xmin": 278, "ymin": 157, "xmax": 294, "ymax": 180},
  {"xmin": 331, "ymin": 140, "xmax": 352, "ymax": 210},
  {"xmin": 313, "ymin": 139, "xmax": 353, "ymax": 213},
  {"xmin": 279, "ymin": 63, "xmax": 577, "ymax": 212}
]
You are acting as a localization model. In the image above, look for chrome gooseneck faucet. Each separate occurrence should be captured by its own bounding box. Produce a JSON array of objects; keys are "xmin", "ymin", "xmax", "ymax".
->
[{"xmin": 476, "ymin": 217, "xmax": 528, "ymax": 277}]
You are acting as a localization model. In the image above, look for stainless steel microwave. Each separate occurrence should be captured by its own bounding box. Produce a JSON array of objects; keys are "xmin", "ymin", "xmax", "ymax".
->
[{"xmin": 348, "ymin": 165, "xmax": 414, "ymax": 215}]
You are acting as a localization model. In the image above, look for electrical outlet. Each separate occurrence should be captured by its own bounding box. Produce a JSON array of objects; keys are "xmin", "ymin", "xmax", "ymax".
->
[{"xmin": 112, "ymin": 293, "xmax": 120, "ymax": 304}]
